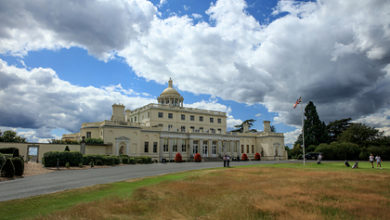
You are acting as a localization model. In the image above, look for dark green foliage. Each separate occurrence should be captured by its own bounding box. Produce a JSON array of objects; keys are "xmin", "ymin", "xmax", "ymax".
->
[
  {"xmin": 338, "ymin": 123, "xmax": 380, "ymax": 147},
  {"xmin": 1, "ymin": 158, "xmax": 15, "ymax": 178},
  {"xmin": 366, "ymin": 146, "xmax": 390, "ymax": 160},
  {"xmin": 315, "ymin": 142, "xmax": 360, "ymax": 160},
  {"xmin": 270, "ymin": 125, "xmax": 276, "ymax": 132},
  {"xmin": 49, "ymin": 139, "xmax": 79, "ymax": 144},
  {"xmin": 82, "ymin": 155, "xmax": 105, "ymax": 165},
  {"xmin": 0, "ymin": 153, "xmax": 5, "ymax": 170},
  {"xmin": 289, "ymin": 144, "xmax": 303, "ymax": 159},
  {"xmin": 129, "ymin": 157, "xmax": 136, "ymax": 164},
  {"xmin": 0, "ymin": 147, "xmax": 19, "ymax": 157},
  {"xmin": 121, "ymin": 157, "xmax": 130, "ymax": 164},
  {"xmin": 326, "ymin": 118, "xmax": 352, "ymax": 142},
  {"xmin": 84, "ymin": 138, "xmax": 104, "ymax": 145},
  {"xmin": 12, "ymin": 157, "xmax": 24, "ymax": 176},
  {"xmin": 83, "ymin": 155, "xmax": 121, "ymax": 166},
  {"xmin": 302, "ymin": 101, "xmax": 328, "ymax": 146},
  {"xmin": 0, "ymin": 130, "xmax": 26, "ymax": 143},
  {"xmin": 64, "ymin": 146, "xmax": 70, "ymax": 151},
  {"xmin": 231, "ymin": 119, "xmax": 256, "ymax": 132},
  {"xmin": 134, "ymin": 156, "xmax": 153, "ymax": 164},
  {"xmin": 43, "ymin": 151, "xmax": 83, "ymax": 167}
]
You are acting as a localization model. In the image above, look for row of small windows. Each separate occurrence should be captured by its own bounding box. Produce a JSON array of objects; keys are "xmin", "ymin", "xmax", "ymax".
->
[
  {"xmin": 144, "ymin": 142, "xmax": 158, "ymax": 153},
  {"xmin": 241, "ymin": 145, "xmax": 255, "ymax": 154},
  {"xmin": 158, "ymin": 112, "xmax": 222, "ymax": 123}
]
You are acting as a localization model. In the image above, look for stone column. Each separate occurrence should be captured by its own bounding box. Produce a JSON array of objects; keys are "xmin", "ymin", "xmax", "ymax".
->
[
  {"xmin": 189, "ymin": 139, "xmax": 193, "ymax": 156},
  {"xmin": 159, "ymin": 137, "xmax": 164, "ymax": 162},
  {"xmin": 218, "ymin": 140, "xmax": 222, "ymax": 156},
  {"xmin": 208, "ymin": 139, "xmax": 212, "ymax": 157},
  {"xmin": 168, "ymin": 138, "xmax": 173, "ymax": 161}
]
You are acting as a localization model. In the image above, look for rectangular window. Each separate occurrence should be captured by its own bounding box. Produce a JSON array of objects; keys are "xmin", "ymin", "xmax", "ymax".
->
[
  {"xmin": 168, "ymin": 113, "xmax": 173, "ymax": 119},
  {"xmin": 163, "ymin": 139, "xmax": 168, "ymax": 152},
  {"xmin": 190, "ymin": 126, "xmax": 195, "ymax": 132},
  {"xmin": 210, "ymin": 128, "xmax": 215, "ymax": 134},
  {"xmin": 86, "ymin": 132, "xmax": 91, "ymax": 138},
  {"xmin": 153, "ymin": 142, "xmax": 158, "ymax": 153},
  {"xmin": 193, "ymin": 140, "xmax": 199, "ymax": 154},
  {"xmin": 173, "ymin": 140, "xmax": 177, "ymax": 152},
  {"xmin": 182, "ymin": 144, "xmax": 186, "ymax": 152},
  {"xmin": 168, "ymin": 124, "xmax": 173, "ymax": 131},
  {"xmin": 218, "ymin": 128, "xmax": 222, "ymax": 134},
  {"xmin": 199, "ymin": 127, "xmax": 203, "ymax": 133},
  {"xmin": 181, "ymin": 114, "xmax": 185, "ymax": 120},
  {"xmin": 158, "ymin": 112, "xmax": 163, "ymax": 118},
  {"xmin": 212, "ymin": 141, "xmax": 217, "ymax": 154},
  {"xmin": 210, "ymin": 117, "xmax": 214, "ymax": 123},
  {"xmin": 241, "ymin": 145, "xmax": 244, "ymax": 153},
  {"xmin": 199, "ymin": 116, "xmax": 203, "ymax": 122},
  {"xmin": 247, "ymin": 145, "xmax": 249, "ymax": 153},
  {"xmin": 218, "ymin": 118, "xmax": 221, "ymax": 124},
  {"xmin": 181, "ymin": 126, "xmax": 186, "ymax": 132},
  {"xmin": 144, "ymin": 142, "xmax": 149, "ymax": 153},
  {"xmin": 190, "ymin": 115, "xmax": 195, "ymax": 121}
]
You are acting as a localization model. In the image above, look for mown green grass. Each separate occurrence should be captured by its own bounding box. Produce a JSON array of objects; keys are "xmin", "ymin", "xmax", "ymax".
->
[{"xmin": 0, "ymin": 162, "xmax": 388, "ymax": 219}]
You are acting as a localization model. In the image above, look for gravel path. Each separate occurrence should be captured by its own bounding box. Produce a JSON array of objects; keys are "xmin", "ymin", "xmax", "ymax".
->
[{"xmin": 0, "ymin": 160, "xmax": 299, "ymax": 202}]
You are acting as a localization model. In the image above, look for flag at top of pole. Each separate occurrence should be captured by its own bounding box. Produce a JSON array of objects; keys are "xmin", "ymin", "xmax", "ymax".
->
[{"xmin": 293, "ymin": 97, "xmax": 302, "ymax": 109}]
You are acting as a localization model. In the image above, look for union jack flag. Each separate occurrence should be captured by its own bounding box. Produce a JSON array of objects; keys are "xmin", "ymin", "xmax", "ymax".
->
[{"xmin": 293, "ymin": 97, "xmax": 302, "ymax": 109}]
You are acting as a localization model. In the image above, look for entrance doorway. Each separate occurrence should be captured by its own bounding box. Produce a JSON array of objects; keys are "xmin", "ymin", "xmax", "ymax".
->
[{"xmin": 28, "ymin": 145, "xmax": 39, "ymax": 162}]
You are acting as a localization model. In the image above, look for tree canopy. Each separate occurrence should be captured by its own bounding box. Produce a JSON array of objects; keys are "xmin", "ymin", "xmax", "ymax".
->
[
  {"xmin": 231, "ymin": 119, "xmax": 257, "ymax": 132},
  {"xmin": 0, "ymin": 130, "xmax": 26, "ymax": 143},
  {"xmin": 326, "ymin": 118, "xmax": 352, "ymax": 142}
]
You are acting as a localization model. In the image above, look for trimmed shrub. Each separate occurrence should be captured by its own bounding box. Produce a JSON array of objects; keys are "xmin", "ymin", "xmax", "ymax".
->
[
  {"xmin": 95, "ymin": 159, "xmax": 104, "ymax": 166},
  {"xmin": 121, "ymin": 156, "xmax": 130, "ymax": 164},
  {"xmin": 1, "ymin": 158, "xmax": 15, "ymax": 178},
  {"xmin": 42, "ymin": 151, "xmax": 83, "ymax": 167},
  {"xmin": 65, "ymin": 162, "xmax": 70, "ymax": 168},
  {"xmin": 241, "ymin": 153, "xmax": 248, "ymax": 161},
  {"xmin": 129, "ymin": 157, "xmax": 136, "ymax": 164},
  {"xmin": 0, "ymin": 153, "xmax": 5, "ymax": 170},
  {"xmin": 82, "ymin": 155, "xmax": 105, "ymax": 165},
  {"xmin": 175, "ymin": 153, "xmax": 183, "ymax": 162},
  {"xmin": 254, "ymin": 152, "xmax": 261, "ymax": 160},
  {"xmin": 64, "ymin": 146, "xmax": 70, "ymax": 151},
  {"xmin": 194, "ymin": 153, "xmax": 202, "ymax": 162},
  {"xmin": 135, "ymin": 156, "xmax": 153, "ymax": 164},
  {"xmin": 0, "ymin": 147, "xmax": 19, "ymax": 157},
  {"xmin": 12, "ymin": 157, "xmax": 24, "ymax": 176}
]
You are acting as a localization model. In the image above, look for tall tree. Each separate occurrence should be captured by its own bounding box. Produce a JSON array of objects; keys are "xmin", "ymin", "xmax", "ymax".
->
[
  {"xmin": 296, "ymin": 101, "xmax": 328, "ymax": 147},
  {"xmin": 231, "ymin": 119, "xmax": 256, "ymax": 132},
  {"xmin": 326, "ymin": 118, "xmax": 352, "ymax": 142},
  {"xmin": 0, "ymin": 130, "xmax": 26, "ymax": 143},
  {"xmin": 338, "ymin": 123, "xmax": 379, "ymax": 147}
]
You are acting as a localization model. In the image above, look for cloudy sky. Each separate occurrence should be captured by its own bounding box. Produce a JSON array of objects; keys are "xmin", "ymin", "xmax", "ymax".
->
[{"xmin": 0, "ymin": 0, "xmax": 389, "ymax": 145}]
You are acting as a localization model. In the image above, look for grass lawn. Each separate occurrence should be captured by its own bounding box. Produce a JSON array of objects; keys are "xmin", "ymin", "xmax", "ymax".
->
[{"xmin": 1, "ymin": 161, "xmax": 389, "ymax": 219}]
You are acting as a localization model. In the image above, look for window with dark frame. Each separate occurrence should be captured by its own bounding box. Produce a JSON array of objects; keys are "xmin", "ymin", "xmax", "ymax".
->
[
  {"xmin": 168, "ymin": 113, "xmax": 173, "ymax": 119},
  {"xmin": 210, "ymin": 117, "xmax": 214, "ymax": 123},
  {"xmin": 144, "ymin": 142, "xmax": 149, "ymax": 153},
  {"xmin": 218, "ymin": 118, "xmax": 221, "ymax": 124},
  {"xmin": 190, "ymin": 115, "xmax": 195, "ymax": 121},
  {"xmin": 158, "ymin": 112, "xmax": 163, "ymax": 118},
  {"xmin": 181, "ymin": 114, "xmax": 185, "ymax": 120},
  {"xmin": 153, "ymin": 142, "xmax": 158, "ymax": 153},
  {"xmin": 199, "ymin": 116, "xmax": 203, "ymax": 122}
]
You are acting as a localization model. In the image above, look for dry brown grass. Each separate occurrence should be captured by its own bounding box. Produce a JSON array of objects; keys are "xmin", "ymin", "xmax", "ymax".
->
[{"xmin": 38, "ymin": 167, "xmax": 390, "ymax": 220}]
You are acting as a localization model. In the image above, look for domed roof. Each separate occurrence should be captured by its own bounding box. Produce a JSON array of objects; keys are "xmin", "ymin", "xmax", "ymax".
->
[{"xmin": 159, "ymin": 78, "xmax": 182, "ymax": 98}]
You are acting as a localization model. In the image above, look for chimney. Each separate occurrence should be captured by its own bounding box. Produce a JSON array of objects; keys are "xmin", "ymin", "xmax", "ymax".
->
[{"xmin": 263, "ymin": 121, "xmax": 271, "ymax": 132}]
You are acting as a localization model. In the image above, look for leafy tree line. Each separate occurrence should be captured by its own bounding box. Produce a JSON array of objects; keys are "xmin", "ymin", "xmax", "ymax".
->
[
  {"xmin": 290, "ymin": 101, "xmax": 390, "ymax": 160},
  {"xmin": 0, "ymin": 130, "xmax": 26, "ymax": 143}
]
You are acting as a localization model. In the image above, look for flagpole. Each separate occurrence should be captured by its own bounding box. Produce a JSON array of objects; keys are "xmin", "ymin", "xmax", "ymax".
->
[{"xmin": 301, "ymin": 98, "xmax": 305, "ymax": 166}]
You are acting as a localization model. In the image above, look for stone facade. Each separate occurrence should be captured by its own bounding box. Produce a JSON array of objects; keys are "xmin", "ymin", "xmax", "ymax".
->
[{"xmin": 63, "ymin": 79, "xmax": 287, "ymax": 161}]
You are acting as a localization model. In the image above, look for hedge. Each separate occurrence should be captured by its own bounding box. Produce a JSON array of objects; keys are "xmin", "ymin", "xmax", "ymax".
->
[
  {"xmin": 1, "ymin": 158, "xmax": 15, "ymax": 178},
  {"xmin": 0, "ymin": 147, "xmax": 19, "ymax": 157},
  {"xmin": 12, "ymin": 157, "xmax": 24, "ymax": 176},
  {"xmin": 0, "ymin": 153, "xmax": 5, "ymax": 170},
  {"xmin": 42, "ymin": 151, "xmax": 83, "ymax": 167},
  {"xmin": 315, "ymin": 142, "xmax": 360, "ymax": 160}
]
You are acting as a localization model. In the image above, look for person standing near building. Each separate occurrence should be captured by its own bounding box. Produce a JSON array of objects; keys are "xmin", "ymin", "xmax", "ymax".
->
[
  {"xmin": 226, "ymin": 155, "xmax": 230, "ymax": 167},
  {"xmin": 375, "ymin": 155, "xmax": 382, "ymax": 168},
  {"xmin": 369, "ymin": 154, "xmax": 375, "ymax": 168},
  {"xmin": 223, "ymin": 155, "xmax": 227, "ymax": 167}
]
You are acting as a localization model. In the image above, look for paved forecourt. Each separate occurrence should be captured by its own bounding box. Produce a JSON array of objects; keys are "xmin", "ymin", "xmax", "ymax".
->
[{"xmin": 0, "ymin": 160, "xmax": 298, "ymax": 202}]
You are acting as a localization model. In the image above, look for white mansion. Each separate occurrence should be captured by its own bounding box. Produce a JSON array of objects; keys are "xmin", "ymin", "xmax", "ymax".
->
[{"xmin": 63, "ymin": 79, "xmax": 287, "ymax": 161}]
